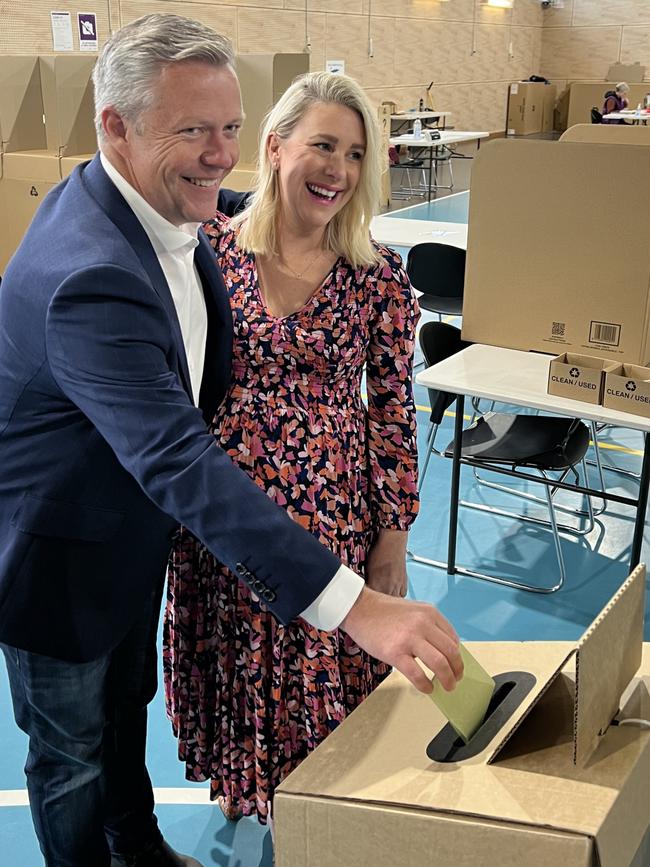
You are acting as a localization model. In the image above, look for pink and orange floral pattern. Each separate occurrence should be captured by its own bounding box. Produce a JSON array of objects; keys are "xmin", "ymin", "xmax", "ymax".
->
[{"xmin": 163, "ymin": 219, "xmax": 420, "ymax": 823}]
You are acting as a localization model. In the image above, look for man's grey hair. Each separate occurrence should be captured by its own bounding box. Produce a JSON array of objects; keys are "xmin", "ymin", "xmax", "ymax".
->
[{"xmin": 92, "ymin": 14, "xmax": 234, "ymax": 140}]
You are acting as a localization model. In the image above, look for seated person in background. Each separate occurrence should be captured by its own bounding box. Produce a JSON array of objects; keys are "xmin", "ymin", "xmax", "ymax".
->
[
  {"xmin": 602, "ymin": 82, "xmax": 630, "ymax": 123},
  {"xmin": 164, "ymin": 71, "xmax": 422, "ymax": 826}
]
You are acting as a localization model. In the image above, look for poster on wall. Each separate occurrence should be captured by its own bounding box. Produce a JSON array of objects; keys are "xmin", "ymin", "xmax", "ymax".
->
[
  {"xmin": 50, "ymin": 11, "xmax": 73, "ymax": 51},
  {"xmin": 78, "ymin": 13, "xmax": 98, "ymax": 51}
]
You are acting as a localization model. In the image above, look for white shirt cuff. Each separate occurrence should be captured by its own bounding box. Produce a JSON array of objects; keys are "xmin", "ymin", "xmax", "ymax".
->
[{"xmin": 300, "ymin": 564, "xmax": 364, "ymax": 631}]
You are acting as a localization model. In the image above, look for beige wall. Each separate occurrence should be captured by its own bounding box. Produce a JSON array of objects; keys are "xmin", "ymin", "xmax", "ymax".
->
[
  {"xmin": 4, "ymin": 1, "xmax": 648, "ymax": 135},
  {"xmin": 0, "ymin": 0, "xmax": 544, "ymax": 134},
  {"xmin": 540, "ymin": 0, "xmax": 650, "ymax": 98}
]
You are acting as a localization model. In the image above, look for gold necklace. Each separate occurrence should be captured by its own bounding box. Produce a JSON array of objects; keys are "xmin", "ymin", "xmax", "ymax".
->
[{"xmin": 279, "ymin": 249, "xmax": 326, "ymax": 280}]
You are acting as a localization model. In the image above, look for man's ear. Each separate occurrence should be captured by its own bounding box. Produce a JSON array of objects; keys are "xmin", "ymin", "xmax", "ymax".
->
[{"xmin": 101, "ymin": 107, "xmax": 128, "ymax": 146}]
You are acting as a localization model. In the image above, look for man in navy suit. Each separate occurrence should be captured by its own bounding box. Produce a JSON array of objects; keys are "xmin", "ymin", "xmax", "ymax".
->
[{"xmin": 0, "ymin": 14, "xmax": 462, "ymax": 867}]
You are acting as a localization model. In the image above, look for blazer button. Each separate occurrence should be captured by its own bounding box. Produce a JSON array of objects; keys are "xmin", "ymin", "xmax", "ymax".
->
[
  {"xmin": 235, "ymin": 562, "xmax": 247, "ymax": 576},
  {"xmin": 262, "ymin": 588, "xmax": 277, "ymax": 603}
]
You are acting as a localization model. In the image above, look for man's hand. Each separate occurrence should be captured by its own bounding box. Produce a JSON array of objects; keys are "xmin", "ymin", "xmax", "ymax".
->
[
  {"xmin": 340, "ymin": 586, "xmax": 463, "ymax": 693},
  {"xmin": 365, "ymin": 528, "xmax": 408, "ymax": 597}
]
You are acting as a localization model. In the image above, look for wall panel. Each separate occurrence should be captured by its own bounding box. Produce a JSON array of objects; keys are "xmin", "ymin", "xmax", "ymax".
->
[{"xmin": 540, "ymin": 25, "xmax": 622, "ymax": 80}]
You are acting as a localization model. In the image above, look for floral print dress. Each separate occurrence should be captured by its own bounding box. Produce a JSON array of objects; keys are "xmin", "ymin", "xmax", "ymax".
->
[{"xmin": 163, "ymin": 219, "xmax": 420, "ymax": 823}]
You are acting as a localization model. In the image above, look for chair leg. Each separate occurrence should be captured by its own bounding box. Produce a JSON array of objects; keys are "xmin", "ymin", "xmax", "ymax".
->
[
  {"xmin": 469, "ymin": 451, "xmax": 605, "ymax": 528},
  {"xmin": 409, "ymin": 463, "xmax": 577, "ymax": 593},
  {"xmin": 419, "ymin": 422, "xmax": 439, "ymax": 487},
  {"xmin": 542, "ymin": 477, "xmax": 566, "ymax": 592},
  {"xmin": 586, "ymin": 422, "xmax": 642, "ymax": 481}
]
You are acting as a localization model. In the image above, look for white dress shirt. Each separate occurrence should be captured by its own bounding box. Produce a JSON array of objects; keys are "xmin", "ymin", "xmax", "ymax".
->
[{"xmin": 100, "ymin": 153, "xmax": 364, "ymax": 631}]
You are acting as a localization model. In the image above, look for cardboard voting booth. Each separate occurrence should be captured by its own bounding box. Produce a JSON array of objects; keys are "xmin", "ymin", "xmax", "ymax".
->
[
  {"xmin": 0, "ymin": 55, "xmax": 97, "ymax": 273},
  {"xmin": 565, "ymin": 82, "xmax": 650, "ymax": 129},
  {"xmin": 507, "ymin": 82, "xmax": 556, "ymax": 136},
  {"xmin": 275, "ymin": 566, "xmax": 650, "ymax": 867},
  {"xmin": 233, "ymin": 53, "xmax": 309, "ymax": 191},
  {"xmin": 461, "ymin": 139, "xmax": 650, "ymax": 364}
]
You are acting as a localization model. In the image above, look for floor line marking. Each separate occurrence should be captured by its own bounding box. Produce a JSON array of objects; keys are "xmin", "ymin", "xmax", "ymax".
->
[{"xmin": 0, "ymin": 788, "xmax": 216, "ymax": 808}]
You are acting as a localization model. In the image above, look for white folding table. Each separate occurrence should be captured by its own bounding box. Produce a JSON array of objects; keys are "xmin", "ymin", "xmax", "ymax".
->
[{"xmin": 416, "ymin": 344, "xmax": 650, "ymax": 591}]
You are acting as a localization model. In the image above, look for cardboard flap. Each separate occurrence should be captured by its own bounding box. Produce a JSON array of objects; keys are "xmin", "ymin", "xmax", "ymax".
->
[
  {"xmin": 0, "ymin": 56, "xmax": 47, "ymax": 152},
  {"xmin": 560, "ymin": 124, "xmax": 650, "ymax": 145},
  {"xmin": 39, "ymin": 56, "xmax": 97, "ymax": 156},
  {"xmin": 574, "ymin": 564, "xmax": 645, "ymax": 765}
]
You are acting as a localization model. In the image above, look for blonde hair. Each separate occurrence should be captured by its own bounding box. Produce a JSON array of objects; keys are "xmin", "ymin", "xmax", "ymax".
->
[{"xmin": 233, "ymin": 71, "xmax": 383, "ymax": 268}]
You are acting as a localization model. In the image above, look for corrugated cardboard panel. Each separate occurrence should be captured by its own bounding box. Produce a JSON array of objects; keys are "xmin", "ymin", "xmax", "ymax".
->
[
  {"xmin": 0, "ymin": 56, "xmax": 47, "ymax": 152},
  {"xmin": 2, "ymin": 151, "xmax": 61, "ymax": 182},
  {"xmin": 0, "ymin": 176, "xmax": 57, "ymax": 272},
  {"xmin": 574, "ymin": 565, "xmax": 645, "ymax": 765},
  {"xmin": 462, "ymin": 139, "xmax": 650, "ymax": 364},
  {"xmin": 560, "ymin": 124, "xmax": 650, "ymax": 145},
  {"xmin": 274, "ymin": 796, "xmax": 595, "ymax": 867},
  {"xmin": 235, "ymin": 54, "xmax": 310, "ymax": 167},
  {"xmin": 39, "ymin": 56, "xmax": 97, "ymax": 157},
  {"xmin": 566, "ymin": 83, "xmax": 650, "ymax": 129}
]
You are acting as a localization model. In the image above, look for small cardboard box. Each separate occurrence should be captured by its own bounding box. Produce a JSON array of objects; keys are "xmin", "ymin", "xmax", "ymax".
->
[
  {"xmin": 603, "ymin": 364, "xmax": 650, "ymax": 418},
  {"xmin": 275, "ymin": 566, "xmax": 650, "ymax": 867},
  {"xmin": 548, "ymin": 352, "xmax": 618, "ymax": 404}
]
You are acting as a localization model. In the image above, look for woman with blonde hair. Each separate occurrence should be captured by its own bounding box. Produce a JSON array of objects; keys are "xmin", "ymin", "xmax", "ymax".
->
[{"xmin": 164, "ymin": 71, "xmax": 420, "ymax": 825}]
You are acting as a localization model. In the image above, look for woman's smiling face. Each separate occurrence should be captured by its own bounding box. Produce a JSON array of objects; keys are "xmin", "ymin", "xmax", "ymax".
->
[{"xmin": 267, "ymin": 101, "xmax": 366, "ymax": 236}]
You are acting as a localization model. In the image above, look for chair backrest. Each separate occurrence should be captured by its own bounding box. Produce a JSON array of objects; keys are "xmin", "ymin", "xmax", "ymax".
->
[
  {"xmin": 590, "ymin": 106, "xmax": 603, "ymax": 124},
  {"xmin": 406, "ymin": 242, "xmax": 466, "ymax": 300},
  {"xmin": 418, "ymin": 321, "xmax": 470, "ymax": 424}
]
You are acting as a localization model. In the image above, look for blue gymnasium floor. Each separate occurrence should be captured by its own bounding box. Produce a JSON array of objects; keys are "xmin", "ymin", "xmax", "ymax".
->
[
  {"xmin": 388, "ymin": 189, "xmax": 470, "ymax": 224},
  {"xmin": 1, "ymin": 187, "xmax": 648, "ymax": 862}
]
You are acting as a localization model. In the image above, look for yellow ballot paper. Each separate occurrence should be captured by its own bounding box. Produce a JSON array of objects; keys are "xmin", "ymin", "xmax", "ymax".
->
[{"xmin": 429, "ymin": 645, "xmax": 496, "ymax": 743}]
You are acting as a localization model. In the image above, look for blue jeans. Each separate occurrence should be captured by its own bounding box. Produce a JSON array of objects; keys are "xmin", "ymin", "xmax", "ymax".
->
[{"xmin": 1, "ymin": 583, "xmax": 164, "ymax": 867}]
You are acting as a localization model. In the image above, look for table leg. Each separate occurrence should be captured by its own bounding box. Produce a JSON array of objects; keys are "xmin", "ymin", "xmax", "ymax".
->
[
  {"xmin": 447, "ymin": 394, "xmax": 464, "ymax": 575},
  {"xmin": 427, "ymin": 147, "xmax": 434, "ymax": 202},
  {"xmin": 630, "ymin": 431, "xmax": 650, "ymax": 568}
]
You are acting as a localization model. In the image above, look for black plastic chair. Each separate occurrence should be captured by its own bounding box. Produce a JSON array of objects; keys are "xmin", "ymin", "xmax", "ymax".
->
[
  {"xmin": 406, "ymin": 243, "xmax": 465, "ymax": 319},
  {"xmin": 415, "ymin": 321, "xmax": 594, "ymax": 592},
  {"xmin": 591, "ymin": 106, "xmax": 603, "ymax": 124}
]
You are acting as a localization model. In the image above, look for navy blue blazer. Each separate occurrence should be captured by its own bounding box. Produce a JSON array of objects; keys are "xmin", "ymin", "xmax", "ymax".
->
[{"xmin": 0, "ymin": 155, "xmax": 339, "ymax": 661}]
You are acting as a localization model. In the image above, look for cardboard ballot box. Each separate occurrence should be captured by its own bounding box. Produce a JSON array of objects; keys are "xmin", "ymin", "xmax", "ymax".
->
[
  {"xmin": 603, "ymin": 364, "xmax": 650, "ymax": 419},
  {"xmin": 275, "ymin": 566, "xmax": 650, "ymax": 867},
  {"xmin": 462, "ymin": 140, "xmax": 650, "ymax": 365},
  {"xmin": 548, "ymin": 353, "xmax": 618, "ymax": 405}
]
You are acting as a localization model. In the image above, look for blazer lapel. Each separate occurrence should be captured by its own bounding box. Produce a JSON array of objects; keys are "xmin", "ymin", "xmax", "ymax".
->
[
  {"xmin": 195, "ymin": 230, "xmax": 233, "ymax": 425},
  {"xmin": 80, "ymin": 155, "xmax": 193, "ymax": 399}
]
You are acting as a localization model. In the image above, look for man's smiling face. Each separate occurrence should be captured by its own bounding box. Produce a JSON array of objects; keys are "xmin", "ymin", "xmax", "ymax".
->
[{"xmin": 113, "ymin": 60, "xmax": 243, "ymax": 225}]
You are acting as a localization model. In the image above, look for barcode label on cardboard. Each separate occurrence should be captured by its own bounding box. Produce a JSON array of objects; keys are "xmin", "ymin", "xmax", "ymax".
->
[
  {"xmin": 552, "ymin": 321, "xmax": 565, "ymax": 337},
  {"xmin": 589, "ymin": 321, "xmax": 621, "ymax": 347}
]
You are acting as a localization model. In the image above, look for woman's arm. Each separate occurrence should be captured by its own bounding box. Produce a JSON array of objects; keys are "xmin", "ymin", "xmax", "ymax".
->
[{"xmin": 364, "ymin": 247, "xmax": 420, "ymax": 597}]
